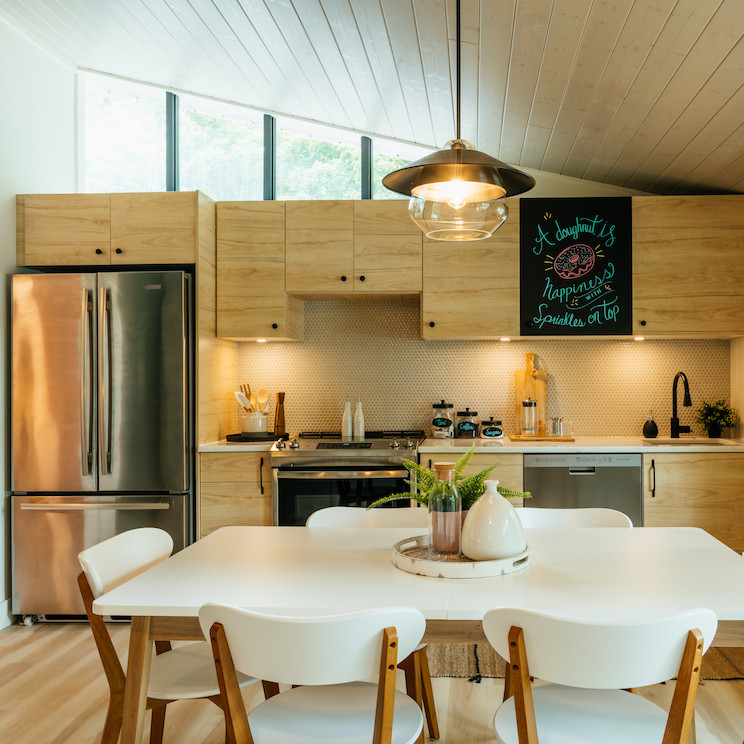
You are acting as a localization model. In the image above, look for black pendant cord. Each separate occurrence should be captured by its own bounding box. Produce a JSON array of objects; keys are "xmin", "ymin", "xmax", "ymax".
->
[{"xmin": 456, "ymin": 0, "xmax": 461, "ymax": 141}]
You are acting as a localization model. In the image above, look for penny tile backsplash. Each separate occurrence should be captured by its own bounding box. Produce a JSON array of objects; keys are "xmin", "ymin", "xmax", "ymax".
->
[{"xmin": 237, "ymin": 302, "xmax": 731, "ymax": 438}]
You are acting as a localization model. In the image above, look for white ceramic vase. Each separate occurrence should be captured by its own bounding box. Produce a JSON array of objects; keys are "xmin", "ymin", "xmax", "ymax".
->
[{"xmin": 461, "ymin": 480, "xmax": 526, "ymax": 561}]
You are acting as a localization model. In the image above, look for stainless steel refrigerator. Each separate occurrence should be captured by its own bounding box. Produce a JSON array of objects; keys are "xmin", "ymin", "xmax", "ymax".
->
[{"xmin": 11, "ymin": 271, "xmax": 193, "ymax": 619}]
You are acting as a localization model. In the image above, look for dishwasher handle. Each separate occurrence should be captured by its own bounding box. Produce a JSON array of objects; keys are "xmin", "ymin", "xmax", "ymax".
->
[{"xmin": 568, "ymin": 467, "xmax": 596, "ymax": 475}]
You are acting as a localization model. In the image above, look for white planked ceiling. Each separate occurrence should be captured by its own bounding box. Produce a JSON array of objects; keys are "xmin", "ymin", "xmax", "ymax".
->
[{"xmin": 3, "ymin": 0, "xmax": 744, "ymax": 195}]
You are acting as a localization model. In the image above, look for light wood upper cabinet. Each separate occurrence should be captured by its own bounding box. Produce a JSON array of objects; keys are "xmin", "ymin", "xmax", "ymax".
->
[
  {"xmin": 111, "ymin": 192, "xmax": 197, "ymax": 264},
  {"xmin": 18, "ymin": 194, "xmax": 111, "ymax": 266},
  {"xmin": 216, "ymin": 201, "xmax": 303, "ymax": 341},
  {"xmin": 353, "ymin": 201, "xmax": 422, "ymax": 292},
  {"xmin": 200, "ymin": 453, "xmax": 272, "ymax": 536},
  {"xmin": 421, "ymin": 198, "xmax": 520, "ymax": 339},
  {"xmin": 643, "ymin": 452, "xmax": 744, "ymax": 553},
  {"xmin": 285, "ymin": 201, "xmax": 354, "ymax": 292},
  {"xmin": 633, "ymin": 195, "xmax": 744, "ymax": 337}
]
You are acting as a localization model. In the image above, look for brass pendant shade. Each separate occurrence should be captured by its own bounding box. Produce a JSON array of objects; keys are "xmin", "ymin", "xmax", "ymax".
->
[{"xmin": 382, "ymin": 142, "xmax": 535, "ymax": 202}]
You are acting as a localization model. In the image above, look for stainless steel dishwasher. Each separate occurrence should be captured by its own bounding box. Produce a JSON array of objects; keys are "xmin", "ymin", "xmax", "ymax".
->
[{"xmin": 523, "ymin": 454, "xmax": 643, "ymax": 526}]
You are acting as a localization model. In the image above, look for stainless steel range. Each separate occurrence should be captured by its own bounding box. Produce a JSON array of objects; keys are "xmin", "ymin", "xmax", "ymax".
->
[{"xmin": 270, "ymin": 431, "xmax": 424, "ymax": 525}]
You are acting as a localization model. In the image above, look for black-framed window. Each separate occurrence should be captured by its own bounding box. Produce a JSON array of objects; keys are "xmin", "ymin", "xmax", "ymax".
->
[{"xmin": 83, "ymin": 72, "xmax": 432, "ymax": 199}]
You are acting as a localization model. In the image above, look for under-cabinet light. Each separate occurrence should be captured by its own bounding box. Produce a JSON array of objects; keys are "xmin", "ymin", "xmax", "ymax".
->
[{"xmin": 256, "ymin": 339, "xmax": 267, "ymax": 343}]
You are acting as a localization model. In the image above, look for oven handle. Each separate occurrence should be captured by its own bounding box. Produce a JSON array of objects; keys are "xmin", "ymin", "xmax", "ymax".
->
[{"xmin": 276, "ymin": 470, "xmax": 408, "ymax": 480}]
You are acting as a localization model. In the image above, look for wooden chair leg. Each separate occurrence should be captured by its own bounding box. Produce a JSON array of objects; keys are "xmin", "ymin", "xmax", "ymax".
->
[
  {"xmin": 150, "ymin": 704, "xmax": 167, "ymax": 744},
  {"xmin": 399, "ymin": 653, "xmax": 424, "ymax": 744},
  {"xmin": 210, "ymin": 622, "xmax": 255, "ymax": 744},
  {"xmin": 100, "ymin": 694, "xmax": 123, "ymax": 744},
  {"xmin": 508, "ymin": 626, "xmax": 538, "ymax": 744},
  {"xmin": 662, "ymin": 629, "xmax": 704, "ymax": 744},
  {"xmin": 418, "ymin": 647, "xmax": 440, "ymax": 740},
  {"xmin": 373, "ymin": 627, "xmax": 399, "ymax": 744}
]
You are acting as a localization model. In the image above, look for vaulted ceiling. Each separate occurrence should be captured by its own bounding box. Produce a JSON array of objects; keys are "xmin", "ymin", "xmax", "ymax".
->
[{"xmin": 3, "ymin": 0, "xmax": 744, "ymax": 195}]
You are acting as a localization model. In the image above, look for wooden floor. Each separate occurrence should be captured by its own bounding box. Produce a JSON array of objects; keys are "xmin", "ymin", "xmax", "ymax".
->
[{"xmin": 2, "ymin": 622, "xmax": 744, "ymax": 744}]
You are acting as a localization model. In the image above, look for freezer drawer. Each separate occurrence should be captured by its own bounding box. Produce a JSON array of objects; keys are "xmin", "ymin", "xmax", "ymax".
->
[
  {"xmin": 523, "ymin": 454, "xmax": 643, "ymax": 526},
  {"xmin": 11, "ymin": 495, "xmax": 188, "ymax": 617}
]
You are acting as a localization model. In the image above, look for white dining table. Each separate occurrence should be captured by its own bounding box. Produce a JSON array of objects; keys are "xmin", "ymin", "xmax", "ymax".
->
[{"xmin": 94, "ymin": 525, "xmax": 744, "ymax": 744}]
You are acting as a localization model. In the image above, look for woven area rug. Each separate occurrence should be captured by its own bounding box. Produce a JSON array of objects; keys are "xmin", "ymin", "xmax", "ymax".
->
[{"xmin": 426, "ymin": 644, "xmax": 744, "ymax": 681}]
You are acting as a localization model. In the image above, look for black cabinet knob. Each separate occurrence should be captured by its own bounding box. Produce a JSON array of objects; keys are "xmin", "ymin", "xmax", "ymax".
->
[
  {"xmin": 95, "ymin": 249, "xmax": 103, "ymax": 255},
  {"xmin": 272, "ymin": 323, "xmax": 278, "ymax": 329},
  {"xmin": 360, "ymin": 276, "xmax": 365, "ymax": 282},
  {"xmin": 429, "ymin": 321, "xmax": 435, "ymax": 328},
  {"xmin": 640, "ymin": 320, "xmax": 647, "ymax": 326},
  {"xmin": 341, "ymin": 275, "xmax": 347, "ymax": 282},
  {"xmin": 115, "ymin": 248, "xmax": 123, "ymax": 254}
]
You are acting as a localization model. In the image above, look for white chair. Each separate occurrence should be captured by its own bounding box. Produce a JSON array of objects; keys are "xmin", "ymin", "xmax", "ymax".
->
[
  {"xmin": 306, "ymin": 505, "xmax": 428, "ymax": 528},
  {"xmin": 199, "ymin": 604, "xmax": 426, "ymax": 744},
  {"xmin": 516, "ymin": 506, "xmax": 633, "ymax": 528},
  {"xmin": 306, "ymin": 505, "xmax": 437, "ymax": 742},
  {"xmin": 482, "ymin": 607, "xmax": 717, "ymax": 744},
  {"xmin": 78, "ymin": 528, "xmax": 259, "ymax": 744}
]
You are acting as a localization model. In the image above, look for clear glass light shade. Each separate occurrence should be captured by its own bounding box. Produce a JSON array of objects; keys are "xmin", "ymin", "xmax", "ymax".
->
[
  {"xmin": 411, "ymin": 178, "xmax": 506, "ymax": 209},
  {"xmin": 409, "ymin": 197, "xmax": 508, "ymax": 241}
]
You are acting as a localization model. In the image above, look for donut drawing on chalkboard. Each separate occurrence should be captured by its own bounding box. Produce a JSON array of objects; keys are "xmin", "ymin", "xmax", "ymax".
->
[{"xmin": 553, "ymin": 244, "xmax": 596, "ymax": 280}]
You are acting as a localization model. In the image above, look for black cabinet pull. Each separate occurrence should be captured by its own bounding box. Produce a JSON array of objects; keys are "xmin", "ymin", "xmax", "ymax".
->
[
  {"xmin": 360, "ymin": 276, "xmax": 365, "ymax": 281},
  {"xmin": 260, "ymin": 457, "xmax": 264, "ymax": 495},
  {"xmin": 272, "ymin": 323, "xmax": 278, "ymax": 329},
  {"xmin": 95, "ymin": 249, "xmax": 103, "ymax": 255},
  {"xmin": 115, "ymin": 248, "xmax": 123, "ymax": 254},
  {"xmin": 650, "ymin": 459, "xmax": 655, "ymax": 498},
  {"xmin": 341, "ymin": 275, "xmax": 347, "ymax": 281},
  {"xmin": 429, "ymin": 321, "xmax": 435, "ymax": 327},
  {"xmin": 641, "ymin": 320, "xmax": 647, "ymax": 326}
]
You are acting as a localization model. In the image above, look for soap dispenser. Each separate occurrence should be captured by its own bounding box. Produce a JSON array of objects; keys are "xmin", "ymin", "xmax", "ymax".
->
[{"xmin": 643, "ymin": 410, "xmax": 658, "ymax": 439}]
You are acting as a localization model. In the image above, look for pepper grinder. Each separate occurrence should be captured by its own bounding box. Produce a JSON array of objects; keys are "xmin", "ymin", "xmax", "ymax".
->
[{"xmin": 274, "ymin": 392, "xmax": 286, "ymax": 436}]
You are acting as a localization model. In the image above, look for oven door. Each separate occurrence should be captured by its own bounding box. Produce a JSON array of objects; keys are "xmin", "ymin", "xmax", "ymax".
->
[{"xmin": 273, "ymin": 468, "xmax": 410, "ymax": 526}]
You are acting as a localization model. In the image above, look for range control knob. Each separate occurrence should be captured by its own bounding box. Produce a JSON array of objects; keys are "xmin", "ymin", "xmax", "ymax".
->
[
  {"xmin": 389, "ymin": 440, "xmax": 400, "ymax": 449},
  {"xmin": 276, "ymin": 440, "xmax": 286, "ymax": 450},
  {"xmin": 405, "ymin": 439, "xmax": 414, "ymax": 449},
  {"xmin": 289, "ymin": 438, "xmax": 300, "ymax": 449}
]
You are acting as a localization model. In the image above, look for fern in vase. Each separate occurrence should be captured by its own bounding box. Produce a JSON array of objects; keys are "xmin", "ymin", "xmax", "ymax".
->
[{"xmin": 367, "ymin": 445, "xmax": 530, "ymax": 510}]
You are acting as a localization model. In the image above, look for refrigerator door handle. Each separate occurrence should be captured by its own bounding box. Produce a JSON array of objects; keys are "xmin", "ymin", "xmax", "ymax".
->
[
  {"xmin": 80, "ymin": 290, "xmax": 93, "ymax": 476},
  {"xmin": 98, "ymin": 287, "xmax": 113, "ymax": 475},
  {"xmin": 19, "ymin": 502, "xmax": 170, "ymax": 511}
]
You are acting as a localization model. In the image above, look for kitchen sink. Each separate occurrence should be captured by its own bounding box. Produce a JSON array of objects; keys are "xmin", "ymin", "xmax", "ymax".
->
[{"xmin": 641, "ymin": 437, "xmax": 734, "ymax": 446}]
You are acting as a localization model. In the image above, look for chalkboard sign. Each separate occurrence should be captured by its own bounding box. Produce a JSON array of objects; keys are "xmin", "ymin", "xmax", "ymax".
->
[{"xmin": 520, "ymin": 197, "xmax": 632, "ymax": 335}]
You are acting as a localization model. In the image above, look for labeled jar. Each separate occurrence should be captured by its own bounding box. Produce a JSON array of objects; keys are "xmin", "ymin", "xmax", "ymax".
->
[
  {"xmin": 521, "ymin": 398, "xmax": 538, "ymax": 436},
  {"xmin": 481, "ymin": 418, "xmax": 504, "ymax": 439},
  {"xmin": 456, "ymin": 408, "xmax": 479, "ymax": 438},
  {"xmin": 431, "ymin": 400, "xmax": 454, "ymax": 439},
  {"xmin": 428, "ymin": 462, "xmax": 461, "ymax": 562}
]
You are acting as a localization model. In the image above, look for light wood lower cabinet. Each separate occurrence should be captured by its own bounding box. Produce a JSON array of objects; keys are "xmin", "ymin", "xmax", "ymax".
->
[
  {"xmin": 643, "ymin": 453, "xmax": 744, "ymax": 552},
  {"xmin": 423, "ymin": 452, "xmax": 524, "ymax": 506},
  {"xmin": 199, "ymin": 453, "xmax": 272, "ymax": 537}
]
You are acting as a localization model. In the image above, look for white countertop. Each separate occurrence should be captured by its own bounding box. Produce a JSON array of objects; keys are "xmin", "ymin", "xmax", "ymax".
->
[
  {"xmin": 419, "ymin": 435, "xmax": 744, "ymax": 454},
  {"xmin": 198, "ymin": 440, "xmax": 273, "ymax": 452},
  {"xmin": 199, "ymin": 436, "xmax": 744, "ymax": 454}
]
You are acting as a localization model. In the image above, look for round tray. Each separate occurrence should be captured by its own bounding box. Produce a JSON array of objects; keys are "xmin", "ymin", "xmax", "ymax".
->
[{"xmin": 392, "ymin": 534, "xmax": 530, "ymax": 579}]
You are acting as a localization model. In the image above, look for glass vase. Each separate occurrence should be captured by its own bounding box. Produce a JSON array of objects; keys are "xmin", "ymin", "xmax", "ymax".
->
[{"xmin": 428, "ymin": 462, "xmax": 461, "ymax": 561}]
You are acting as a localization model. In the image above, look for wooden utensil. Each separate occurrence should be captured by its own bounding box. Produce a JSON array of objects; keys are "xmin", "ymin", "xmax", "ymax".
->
[
  {"xmin": 256, "ymin": 388, "xmax": 269, "ymax": 413},
  {"xmin": 234, "ymin": 391, "xmax": 251, "ymax": 412},
  {"xmin": 514, "ymin": 353, "xmax": 547, "ymax": 436}
]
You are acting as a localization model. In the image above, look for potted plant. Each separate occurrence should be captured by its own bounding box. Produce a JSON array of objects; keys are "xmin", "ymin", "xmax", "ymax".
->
[
  {"xmin": 696, "ymin": 399, "xmax": 736, "ymax": 438},
  {"xmin": 367, "ymin": 445, "xmax": 530, "ymax": 511}
]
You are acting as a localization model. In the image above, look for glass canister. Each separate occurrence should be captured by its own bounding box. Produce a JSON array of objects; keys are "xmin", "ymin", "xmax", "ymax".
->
[
  {"xmin": 456, "ymin": 408, "xmax": 479, "ymax": 438},
  {"xmin": 521, "ymin": 398, "xmax": 538, "ymax": 435},
  {"xmin": 431, "ymin": 400, "xmax": 454, "ymax": 438},
  {"xmin": 428, "ymin": 462, "xmax": 461, "ymax": 561},
  {"xmin": 481, "ymin": 417, "xmax": 504, "ymax": 439}
]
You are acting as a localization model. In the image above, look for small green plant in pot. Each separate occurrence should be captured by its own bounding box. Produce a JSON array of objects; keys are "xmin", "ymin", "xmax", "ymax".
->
[
  {"xmin": 367, "ymin": 445, "xmax": 531, "ymax": 510},
  {"xmin": 696, "ymin": 399, "xmax": 736, "ymax": 438}
]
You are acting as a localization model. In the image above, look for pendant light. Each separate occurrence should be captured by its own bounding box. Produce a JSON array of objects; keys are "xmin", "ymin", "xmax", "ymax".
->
[{"xmin": 382, "ymin": 0, "xmax": 535, "ymax": 241}]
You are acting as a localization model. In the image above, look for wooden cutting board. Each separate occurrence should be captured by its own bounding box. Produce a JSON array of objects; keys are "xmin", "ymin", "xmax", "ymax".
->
[{"xmin": 514, "ymin": 353, "xmax": 547, "ymax": 435}]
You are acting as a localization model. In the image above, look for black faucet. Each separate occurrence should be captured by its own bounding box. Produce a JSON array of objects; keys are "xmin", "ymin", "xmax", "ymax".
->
[{"xmin": 671, "ymin": 372, "xmax": 692, "ymax": 438}]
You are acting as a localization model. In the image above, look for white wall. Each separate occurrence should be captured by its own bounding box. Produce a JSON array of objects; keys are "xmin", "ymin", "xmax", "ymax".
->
[{"xmin": 0, "ymin": 18, "xmax": 78, "ymax": 628}]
